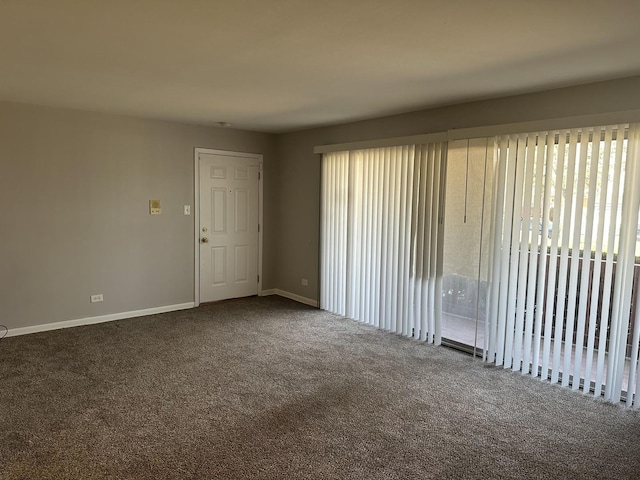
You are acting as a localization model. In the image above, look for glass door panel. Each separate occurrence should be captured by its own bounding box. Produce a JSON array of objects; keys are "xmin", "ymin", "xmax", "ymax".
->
[{"xmin": 441, "ymin": 138, "xmax": 494, "ymax": 354}]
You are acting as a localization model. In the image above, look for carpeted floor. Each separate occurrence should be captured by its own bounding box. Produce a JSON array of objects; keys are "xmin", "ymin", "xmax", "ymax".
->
[{"xmin": 1, "ymin": 295, "xmax": 639, "ymax": 479}]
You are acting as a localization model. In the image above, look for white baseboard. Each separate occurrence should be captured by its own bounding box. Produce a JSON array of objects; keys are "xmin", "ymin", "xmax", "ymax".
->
[
  {"xmin": 6, "ymin": 291, "xmax": 319, "ymax": 338},
  {"xmin": 6, "ymin": 302, "xmax": 195, "ymax": 338},
  {"xmin": 260, "ymin": 289, "xmax": 318, "ymax": 308}
]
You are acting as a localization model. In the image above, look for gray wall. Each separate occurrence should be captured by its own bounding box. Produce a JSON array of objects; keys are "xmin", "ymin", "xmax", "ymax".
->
[
  {"xmin": 0, "ymin": 102, "xmax": 276, "ymax": 330},
  {"xmin": 4, "ymin": 75, "xmax": 640, "ymax": 331},
  {"xmin": 273, "ymin": 75, "xmax": 640, "ymax": 302}
]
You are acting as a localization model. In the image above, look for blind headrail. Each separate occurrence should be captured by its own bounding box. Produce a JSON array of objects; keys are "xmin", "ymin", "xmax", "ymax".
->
[{"xmin": 314, "ymin": 109, "xmax": 640, "ymax": 154}]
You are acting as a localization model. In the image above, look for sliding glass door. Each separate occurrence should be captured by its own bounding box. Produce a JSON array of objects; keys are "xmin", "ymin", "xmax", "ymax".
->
[
  {"xmin": 320, "ymin": 124, "xmax": 640, "ymax": 406},
  {"xmin": 441, "ymin": 138, "xmax": 494, "ymax": 354}
]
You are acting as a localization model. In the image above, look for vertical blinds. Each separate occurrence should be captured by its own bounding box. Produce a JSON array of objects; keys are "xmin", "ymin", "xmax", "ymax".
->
[
  {"xmin": 321, "ymin": 144, "xmax": 447, "ymax": 343},
  {"xmin": 320, "ymin": 123, "xmax": 640, "ymax": 408},
  {"xmin": 486, "ymin": 124, "xmax": 640, "ymax": 406}
]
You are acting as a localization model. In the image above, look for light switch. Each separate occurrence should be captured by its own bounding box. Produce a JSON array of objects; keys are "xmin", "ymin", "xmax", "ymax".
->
[{"xmin": 184, "ymin": 205, "xmax": 191, "ymax": 215}]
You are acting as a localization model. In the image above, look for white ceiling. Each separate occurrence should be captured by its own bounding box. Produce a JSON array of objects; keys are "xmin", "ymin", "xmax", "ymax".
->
[{"xmin": 2, "ymin": 0, "xmax": 640, "ymax": 133}]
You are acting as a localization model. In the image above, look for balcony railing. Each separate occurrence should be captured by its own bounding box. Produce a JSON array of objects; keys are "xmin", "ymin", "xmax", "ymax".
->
[{"xmin": 442, "ymin": 253, "xmax": 640, "ymax": 358}]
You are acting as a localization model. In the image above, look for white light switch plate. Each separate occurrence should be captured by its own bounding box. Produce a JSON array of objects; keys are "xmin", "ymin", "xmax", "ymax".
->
[{"xmin": 184, "ymin": 205, "xmax": 191, "ymax": 215}]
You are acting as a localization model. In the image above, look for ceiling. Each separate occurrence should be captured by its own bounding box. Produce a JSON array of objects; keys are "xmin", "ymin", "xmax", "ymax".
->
[{"xmin": 2, "ymin": 0, "xmax": 640, "ymax": 133}]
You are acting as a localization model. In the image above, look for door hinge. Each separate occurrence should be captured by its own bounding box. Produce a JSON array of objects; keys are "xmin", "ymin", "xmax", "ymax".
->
[
  {"xmin": 258, "ymin": 171, "xmax": 261, "ymax": 180},
  {"xmin": 257, "ymin": 274, "xmax": 260, "ymax": 283}
]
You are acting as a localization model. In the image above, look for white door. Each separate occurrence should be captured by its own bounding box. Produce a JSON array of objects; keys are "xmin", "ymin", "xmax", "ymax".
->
[{"xmin": 198, "ymin": 153, "xmax": 259, "ymax": 303}]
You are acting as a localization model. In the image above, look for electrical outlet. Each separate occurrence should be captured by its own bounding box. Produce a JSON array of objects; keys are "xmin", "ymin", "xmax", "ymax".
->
[
  {"xmin": 90, "ymin": 294, "xmax": 104, "ymax": 303},
  {"xmin": 301, "ymin": 279, "xmax": 308, "ymax": 286}
]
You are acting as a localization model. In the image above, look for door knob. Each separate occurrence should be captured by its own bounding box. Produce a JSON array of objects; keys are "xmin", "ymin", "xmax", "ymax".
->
[{"xmin": 201, "ymin": 237, "xmax": 209, "ymax": 243}]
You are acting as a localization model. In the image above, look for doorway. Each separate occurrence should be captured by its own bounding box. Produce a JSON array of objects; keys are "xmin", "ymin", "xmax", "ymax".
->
[{"xmin": 194, "ymin": 149, "xmax": 263, "ymax": 305}]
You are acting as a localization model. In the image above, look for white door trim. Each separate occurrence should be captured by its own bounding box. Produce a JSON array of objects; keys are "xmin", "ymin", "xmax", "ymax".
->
[{"xmin": 194, "ymin": 148, "xmax": 263, "ymax": 306}]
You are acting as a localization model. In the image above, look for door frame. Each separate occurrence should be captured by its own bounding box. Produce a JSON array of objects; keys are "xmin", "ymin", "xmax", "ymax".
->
[{"xmin": 194, "ymin": 148, "xmax": 263, "ymax": 306}]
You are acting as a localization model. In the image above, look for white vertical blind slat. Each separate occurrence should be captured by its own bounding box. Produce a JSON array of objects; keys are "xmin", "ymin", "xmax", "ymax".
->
[
  {"xmin": 628, "ymin": 268, "xmax": 640, "ymax": 407},
  {"xmin": 391, "ymin": 148, "xmax": 399, "ymax": 332},
  {"xmin": 379, "ymin": 150, "xmax": 390, "ymax": 329},
  {"xmin": 417, "ymin": 145, "xmax": 430, "ymax": 341},
  {"xmin": 486, "ymin": 141, "xmax": 503, "ymax": 361},
  {"xmin": 583, "ymin": 127, "xmax": 613, "ymax": 393},
  {"xmin": 483, "ymin": 141, "xmax": 499, "ymax": 361},
  {"xmin": 346, "ymin": 153, "xmax": 356, "ymax": 319},
  {"xmin": 401, "ymin": 146, "xmax": 412, "ymax": 336},
  {"xmin": 320, "ymin": 155, "xmax": 328, "ymax": 310},
  {"xmin": 327, "ymin": 154, "xmax": 336, "ymax": 312},
  {"xmin": 562, "ymin": 129, "xmax": 590, "ymax": 387},
  {"xmin": 573, "ymin": 130, "xmax": 600, "ymax": 390},
  {"xmin": 340, "ymin": 153, "xmax": 349, "ymax": 315},
  {"xmin": 335, "ymin": 153, "xmax": 342, "ymax": 313},
  {"xmin": 596, "ymin": 129, "xmax": 625, "ymax": 398},
  {"xmin": 631, "ymin": 260, "xmax": 640, "ymax": 407},
  {"xmin": 503, "ymin": 135, "xmax": 526, "ymax": 369},
  {"xmin": 409, "ymin": 149, "xmax": 421, "ymax": 338},
  {"xmin": 532, "ymin": 137, "xmax": 554, "ymax": 378},
  {"xmin": 434, "ymin": 143, "xmax": 446, "ymax": 345},
  {"xmin": 496, "ymin": 136, "xmax": 517, "ymax": 366},
  {"xmin": 523, "ymin": 133, "xmax": 545, "ymax": 374},
  {"xmin": 611, "ymin": 124, "xmax": 640, "ymax": 402},
  {"xmin": 372, "ymin": 149, "xmax": 383, "ymax": 326},
  {"xmin": 424, "ymin": 145, "xmax": 436, "ymax": 342},
  {"xmin": 361, "ymin": 152, "xmax": 370, "ymax": 323},
  {"xmin": 541, "ymin": 131, "xmax": 567, "ymax": 380},
  {"xmin": 551, "ymin": 129, "xmax": 579, "ymax": 385},
  {"xmin": 513, "ymin": 134, "xmax": 535, "ymax": 371},
  {"xmin": 323, "ymin": 155, "xmax": 331, "ymax": 311}
]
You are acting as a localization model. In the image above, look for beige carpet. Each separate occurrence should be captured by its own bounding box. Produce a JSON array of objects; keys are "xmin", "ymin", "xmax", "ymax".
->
[{"xmin": 1, "ymin": 295, "xmax": 639, "ymax": 479}]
